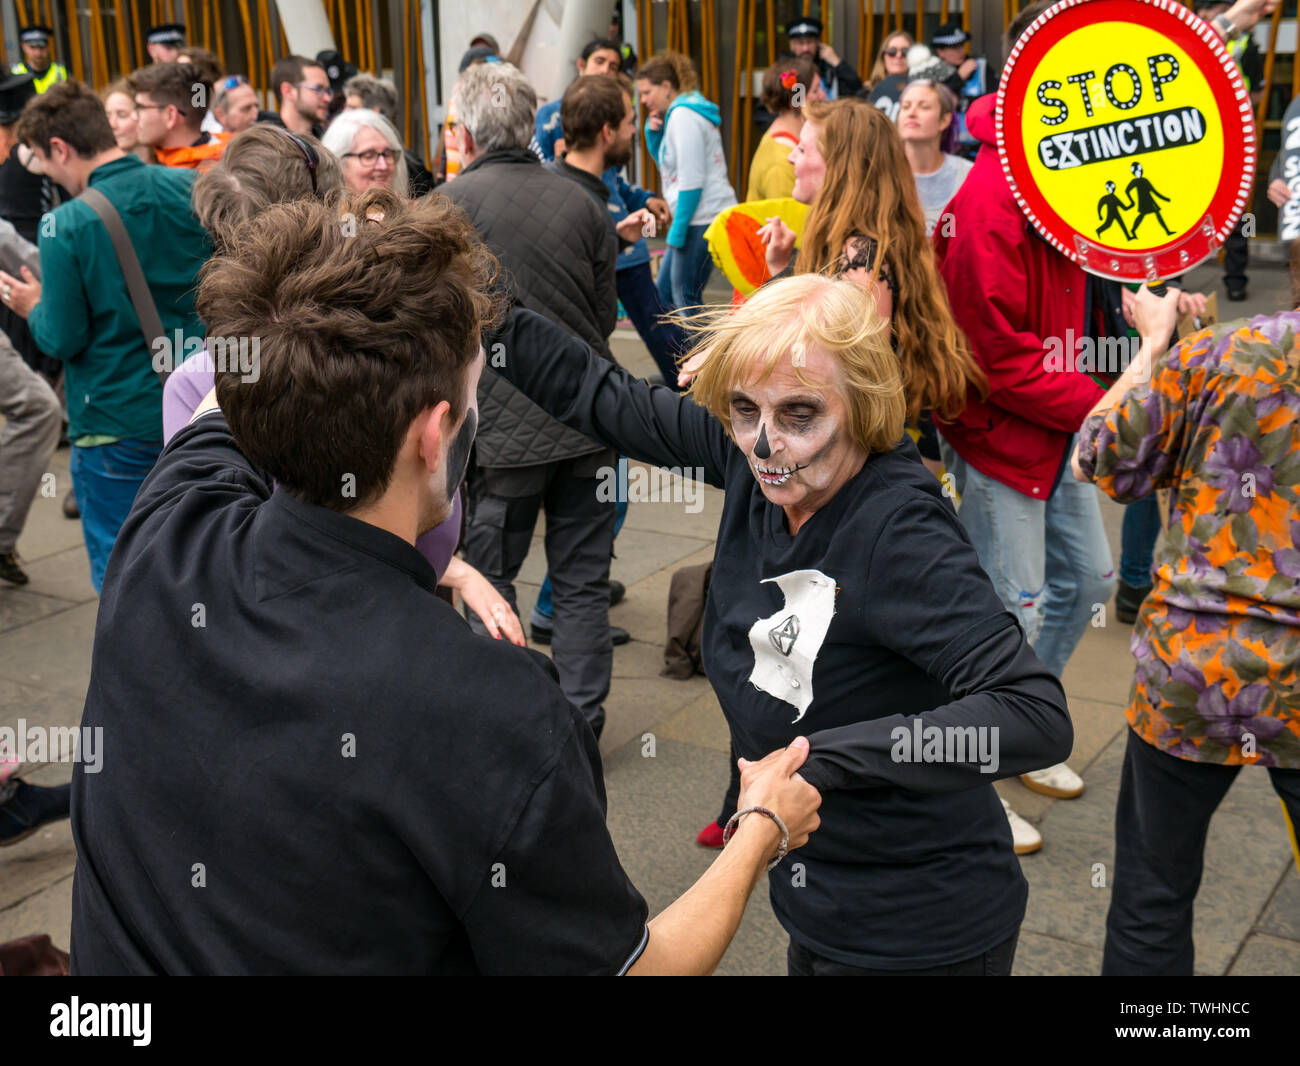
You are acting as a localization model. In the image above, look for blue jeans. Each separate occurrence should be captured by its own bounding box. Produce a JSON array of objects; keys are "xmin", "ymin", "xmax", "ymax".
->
[
  {"xmin": 69, "ymin": 439, "xmax": 163, "ymax": 593},
  {"xmin": 657, "ymin": 224, "xmax": 714, "ymax": 316},
  {"xmin": 1119, "ymin": 495, "xmax": 1161, "ymax": 588},
  {"xmin": 535, "ymin": 457, "xmax": 629, "ymax": 621},
  {"xmin": 940, "ymin": 436, "xmax": 1116, "ymax": 678},
  {"xmin": 618, "ymin": 261, "xmax": 689, "ymax": 389}
]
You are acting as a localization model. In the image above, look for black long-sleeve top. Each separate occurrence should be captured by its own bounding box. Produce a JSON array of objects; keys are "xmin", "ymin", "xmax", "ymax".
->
[{"xmin": 489, "ymin": 306, "xmax": 1073, "ymax": 968}]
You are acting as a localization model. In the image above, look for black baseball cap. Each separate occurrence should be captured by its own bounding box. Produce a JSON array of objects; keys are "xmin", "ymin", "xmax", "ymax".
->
[
  {"xmin": 316, "ymin": 49, "xmax": 358, "ymax": 94},
  {"xmin": 19, "ymin": 25, "xmax": 52, "ymax": 46}
]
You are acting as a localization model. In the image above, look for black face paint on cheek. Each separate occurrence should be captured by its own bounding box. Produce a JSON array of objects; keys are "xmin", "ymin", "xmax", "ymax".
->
[
  {"xmin": 754, "ymin": 423, "xmax": 772, "ymax": 460},
  {"xmin": 446, "ymin": 408, "xmax": 476, "ymax": 498}
]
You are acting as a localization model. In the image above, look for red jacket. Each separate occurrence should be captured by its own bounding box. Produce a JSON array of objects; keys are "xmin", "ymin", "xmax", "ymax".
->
[{"xmin": 933, "ymin": 95, "xmax": 1103, "ymax": 499}]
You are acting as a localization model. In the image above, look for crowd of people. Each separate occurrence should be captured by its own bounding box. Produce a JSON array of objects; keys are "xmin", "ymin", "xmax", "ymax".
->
[{"xmin": 0, "ymin": 0, "xmax": 1295, "ymax": 978}]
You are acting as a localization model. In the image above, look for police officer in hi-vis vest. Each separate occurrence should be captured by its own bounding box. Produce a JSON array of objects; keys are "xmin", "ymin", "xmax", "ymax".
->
[{"xmin": 10, "ymin": 26, "xmax": 66, "ymax": 94}]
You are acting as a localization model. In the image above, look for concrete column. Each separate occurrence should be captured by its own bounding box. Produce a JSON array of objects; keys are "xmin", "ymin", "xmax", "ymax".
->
[{"xmin": 275, "ymin": 0, "xmax": 337, "ymax": 59}]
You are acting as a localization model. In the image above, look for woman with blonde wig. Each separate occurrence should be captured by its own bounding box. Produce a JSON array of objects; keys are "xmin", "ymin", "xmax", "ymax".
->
[
  {"xmin": 756, "ymin": 96, "xmax": 1074, "ymax": 852},
  {"xmin": 487, "ymin": 270, "xmax": 1071, "ymax": 974}
]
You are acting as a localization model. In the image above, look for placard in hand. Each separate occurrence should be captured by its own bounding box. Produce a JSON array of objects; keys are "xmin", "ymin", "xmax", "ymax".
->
[{"xmin": 997, "ymin": 0, "xmax": 1255, "ymax": 281}]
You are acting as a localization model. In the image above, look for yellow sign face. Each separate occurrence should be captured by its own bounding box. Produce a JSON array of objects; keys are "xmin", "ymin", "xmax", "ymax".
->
[{"xmin": 1021, "ymin": 21, "xmax": 1223, "ymax": 251}]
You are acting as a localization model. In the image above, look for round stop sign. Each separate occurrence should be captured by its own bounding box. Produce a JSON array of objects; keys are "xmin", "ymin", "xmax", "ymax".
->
[{"xmin": 997, "ymin": 0, "xmax": 1256, "ymax": 281}]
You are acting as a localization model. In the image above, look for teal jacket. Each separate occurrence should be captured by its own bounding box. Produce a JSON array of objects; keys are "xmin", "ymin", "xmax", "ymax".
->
[{"xmin": 29, "ymin": 155, "xmax": 210, "ymax": 442}]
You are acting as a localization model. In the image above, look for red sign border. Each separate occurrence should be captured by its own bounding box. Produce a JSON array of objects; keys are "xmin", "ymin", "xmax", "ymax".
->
[{"xmin": 996, "ymin": 0, "xmax": 1256, "ymax": 282}]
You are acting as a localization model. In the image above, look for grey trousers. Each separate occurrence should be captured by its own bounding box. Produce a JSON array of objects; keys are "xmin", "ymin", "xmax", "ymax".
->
[
  {"xmin": 462, "ymin": 451, "xmax": 616, "ymax": 737},
  {"xmin": 0, "ymin": 329, "xmax": 61, "ymax": 554}
]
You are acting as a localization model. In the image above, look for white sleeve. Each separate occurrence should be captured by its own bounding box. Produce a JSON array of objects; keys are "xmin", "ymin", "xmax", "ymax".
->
[{"xmin": 665, "ymin": 110, "xmax": 707, "ymax": 191}]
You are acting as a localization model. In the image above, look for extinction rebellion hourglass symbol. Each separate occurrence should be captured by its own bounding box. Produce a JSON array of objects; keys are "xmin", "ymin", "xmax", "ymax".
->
[{"xmin": 769, "ymin": 615, "xmax": 800, "ymax": 656}]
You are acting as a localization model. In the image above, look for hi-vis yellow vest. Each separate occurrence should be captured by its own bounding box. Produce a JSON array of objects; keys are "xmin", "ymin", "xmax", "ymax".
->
[{"xmin": 11, "ymin": 62, "xmax": 67, "ymax": 94}]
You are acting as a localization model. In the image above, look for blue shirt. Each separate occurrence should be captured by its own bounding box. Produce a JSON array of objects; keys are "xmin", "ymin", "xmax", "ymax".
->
[
  {"xmin": 601, "ymin": 167, "xmax": 653, "ymax": 271},
  {"xmin": 534, "ymin": 99, "xmax": 565, "ymax": 162}
]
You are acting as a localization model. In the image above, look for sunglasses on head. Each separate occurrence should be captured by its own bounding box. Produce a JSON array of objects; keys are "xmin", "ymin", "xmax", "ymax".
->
[
  {"xmin": 266, "ymin": 126, "xmax": 319, "ymax": 194},
  {"xmin": 221, "ymin": 75, "xmax": 249, "ymax": 91}
]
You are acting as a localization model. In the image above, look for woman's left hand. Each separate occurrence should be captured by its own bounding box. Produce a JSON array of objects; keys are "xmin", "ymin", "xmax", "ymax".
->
[{"xmin": 442, "ymin": 558, "xmax": 525, "ymax": 645}]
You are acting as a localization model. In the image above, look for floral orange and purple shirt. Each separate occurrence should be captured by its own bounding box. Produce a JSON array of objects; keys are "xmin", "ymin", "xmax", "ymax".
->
[{"xmin": 1077, "ymin": 310, "xmax": 1300, "ymax": 769}]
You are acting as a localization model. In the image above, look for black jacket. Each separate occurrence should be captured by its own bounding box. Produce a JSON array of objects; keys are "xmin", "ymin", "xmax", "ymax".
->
[
  {"xmin": 442, "ymin": 147, "xmax": 617, "ymax": 467},
  {"xmin": 816, "ymin": 55, "xmax": 863, "ymax": 99}
]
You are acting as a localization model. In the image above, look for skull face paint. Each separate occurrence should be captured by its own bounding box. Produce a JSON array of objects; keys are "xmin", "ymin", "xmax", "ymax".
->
[
  {"xmin": 446, "ymin": 407, "xmax": 476, "ymax": 498},
  {"xmin": 729, "ymin": 346, "xmax": 868, "ymax": 516}
]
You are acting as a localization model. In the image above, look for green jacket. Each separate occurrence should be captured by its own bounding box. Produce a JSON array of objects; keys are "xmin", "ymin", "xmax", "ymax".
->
[{"xmin": 29, "ymin": 155, "xmax": 210, "ymax": 442}]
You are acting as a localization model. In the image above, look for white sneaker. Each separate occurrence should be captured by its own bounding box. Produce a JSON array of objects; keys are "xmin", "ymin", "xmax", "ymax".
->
[
  {"xmin": 1001, "ymin": 797, "xmax": 1042, "ymax": 855},
  {"xmin": 1020, "ymin": 762, "xmax": 1085, "ymax": 799}
]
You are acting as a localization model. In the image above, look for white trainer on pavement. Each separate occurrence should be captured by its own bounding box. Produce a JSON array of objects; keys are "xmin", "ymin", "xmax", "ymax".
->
[
  {"xmin": 1019, "ymin": 762, "xmax": 1085, "ymax": 799},
  {"xmin": 1001, "ymin": 797, "xmax": 1042, "ymax": 855}
]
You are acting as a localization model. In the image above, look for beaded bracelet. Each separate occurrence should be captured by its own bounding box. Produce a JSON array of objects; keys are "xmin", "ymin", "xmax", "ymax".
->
[{"xmin": 721, "ymin": 805, "xmax": 790, "ymax": 871}]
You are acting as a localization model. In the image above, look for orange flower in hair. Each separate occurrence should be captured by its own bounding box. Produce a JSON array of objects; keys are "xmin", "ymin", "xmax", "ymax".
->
[{"xmin": 780, "ymin": 70, "xmax": 798, "ymax": 90}]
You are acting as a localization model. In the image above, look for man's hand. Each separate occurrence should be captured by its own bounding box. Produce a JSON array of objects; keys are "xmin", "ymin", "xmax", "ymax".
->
[
  {"xmin": 1132, "ymin": 284, "xmax": 1181, "ymax": 357},
  {"xmin": 1120, "ymin": 286, "xmax": 1137, "ymax": 329},
  {"xmin": 646, "ymin": 196, "xmax": 671, "ymax": 230},
  {"xmin": 617, "ymin": 208, "xmax": 656, "ymax": 242},
  {"xmin": 958, "ymin": 57, "xmax": 978, "ymax": 79},
  {"xmin": 734, "ymin": 737, "xmax": 822, "ymax": 858},
  {"xmin": 1176, "ymin": 289, "xmax": 1209, "ymax": 321},
  {"xmin": 757, "ymin": 215, "xmax": 796, "ymax": 277},
  {"xmin": 0, "ymin": 265, "xmax": 40, "ymax": 318},
  {"xmin": 1268, "ymin": 177, "xmax": 1292, "ymax": 208},
  {"xmin": 817, "ymin": 42, "xmax": 841, "ymax": 67},
  {"xmin": 1223, "ymin": 0, "xmax": 1279, "ymax": 33}
]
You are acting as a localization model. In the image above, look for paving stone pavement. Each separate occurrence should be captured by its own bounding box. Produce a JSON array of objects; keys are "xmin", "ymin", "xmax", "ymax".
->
[{"xmin": 0, "ymin": 259, "xmax": 1296, "ymax": 976}]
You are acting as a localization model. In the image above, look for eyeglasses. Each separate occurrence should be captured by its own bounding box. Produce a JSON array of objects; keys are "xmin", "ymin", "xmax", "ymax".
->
[
  {"xmin": 883, "ymin": 48, "xmax": 908, "ymax": 58},
  {"xmin": 297, "ymin": 82, "xmax": 332, "ymax": 96},
  {"xmin": 343, "ymin": 148, "xmax": 400, "ymax": 167},
  {"xmin": 133, "ymin": 99, "xmax": 170, "ymax": 112}
]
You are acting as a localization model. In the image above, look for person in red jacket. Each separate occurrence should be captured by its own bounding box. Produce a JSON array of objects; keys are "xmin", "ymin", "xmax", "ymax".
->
[{"xmin": 932, "ymin": 0, "xmax": 1107, "ymax": 853}]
